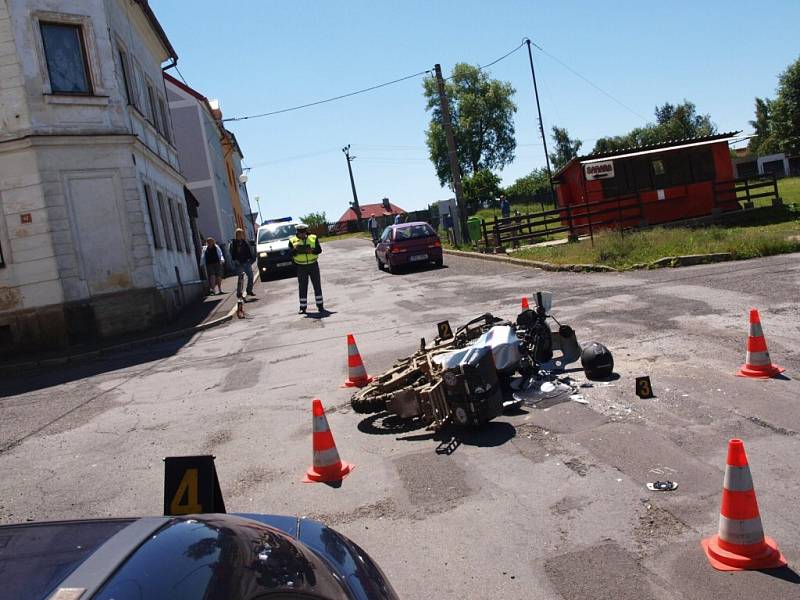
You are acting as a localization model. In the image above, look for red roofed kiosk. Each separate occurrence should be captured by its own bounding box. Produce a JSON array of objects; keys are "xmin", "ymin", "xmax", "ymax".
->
[{"xmin": 553, "ymin": 132, "xmax": 742, "ymax": 230}]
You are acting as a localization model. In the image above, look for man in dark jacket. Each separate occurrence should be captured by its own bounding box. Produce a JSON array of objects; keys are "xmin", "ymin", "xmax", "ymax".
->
[{"xmin": 229, "ymin": 228, "xmax": 256, "ymax": 298}]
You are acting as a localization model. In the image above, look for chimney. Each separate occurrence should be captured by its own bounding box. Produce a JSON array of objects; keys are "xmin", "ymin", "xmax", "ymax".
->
[{"xmin": 382, "ymin": 197, "xmax": 391, "ymax": 211}]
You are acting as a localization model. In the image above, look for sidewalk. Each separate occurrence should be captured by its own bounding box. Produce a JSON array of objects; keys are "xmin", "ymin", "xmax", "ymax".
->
[{"xmin": 0, "ymin": 274, "xmax": 243, "ymax": 373}]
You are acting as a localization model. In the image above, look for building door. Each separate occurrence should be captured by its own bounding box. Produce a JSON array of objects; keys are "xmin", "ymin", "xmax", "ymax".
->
[
  {"xmin": 67, "ymin": 175, "xmax": 132, "ymax": 295},
  {"xmin": 762, "ymin": 159, "xmax": 785, "ymax": 178}
]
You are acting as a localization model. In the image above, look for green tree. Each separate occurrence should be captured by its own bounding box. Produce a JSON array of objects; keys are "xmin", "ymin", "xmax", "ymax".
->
[
  {"xmin": 593, "ymin": 100, "xmax": 717, "ymax": 153},
  {"xmin": 549, "ymin": 126, "xmax": 583, "ymax": 170},
  {"xmin": 301, "ymin": 211, "xmax": 327, "ymax": 228},
  {"xmin": 748, "ymin": 97, "xmax": 777, "ymax": 155},
  {"xmin": 769, "ymin": 57, "xmax": 800, "ymax": 154},
  {"xmin": 423, "ymin": 64, "xmax": 517, "ymax": 187},
  {"xmin": 462, "ymin": 168, "xmax": 501, "ymax": 213},
  {"xmin": 504, "ymin": 168, "xmax": 551, "ymax": 202}
]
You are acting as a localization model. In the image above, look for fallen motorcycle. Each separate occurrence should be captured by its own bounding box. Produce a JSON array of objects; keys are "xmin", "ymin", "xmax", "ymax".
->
[{"xmin": 350, "ymin": 292, "xmax": 586, "ymax": 430}]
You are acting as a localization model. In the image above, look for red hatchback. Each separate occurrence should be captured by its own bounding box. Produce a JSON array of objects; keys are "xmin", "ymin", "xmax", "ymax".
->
[{"xmin": 375, "ymin": 222, "xmax": 443, "ymax": 273}]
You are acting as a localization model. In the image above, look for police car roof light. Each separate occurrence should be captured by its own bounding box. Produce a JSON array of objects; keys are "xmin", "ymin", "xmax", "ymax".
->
[{"xmin": 263, "ymin": 217, "xmax": 293, "ymax": 225}]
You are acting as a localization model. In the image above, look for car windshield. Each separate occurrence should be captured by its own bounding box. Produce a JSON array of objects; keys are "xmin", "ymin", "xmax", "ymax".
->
[
  {"xmin": 394, "ymin": 224, "xmax": 434, "ymax": 241},
  {"xmin": 258, "ymin": 224, "xmax": 296, "ymax": 243},
  {"xmin": 0, "ymin": 519, "xmax": 133, "ymax": 600}
]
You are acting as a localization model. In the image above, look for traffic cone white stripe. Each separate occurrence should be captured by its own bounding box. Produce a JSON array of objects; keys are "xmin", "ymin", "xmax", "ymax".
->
[
  {"xmin": 313, "ymin": 447, "xmax": 342, "ymax": 467},
  {"xmin": 745, "ymin": 350, "xmax": 772, "ymax": 366},
  {"xmin": 718, "ymin": 515, "xmax": 766, "ymax": 546},
  {"xmin": 750, "ymin": 323, "xmax": 763, "ymax": 337},
  {"xmin": 312, "ymin": 415, "xmax": 327, "ymax": 432},
  {"xmin": 724, "ymin": 466, "xmax": 754, "ymax": 492},
  {"xmin": 350, "ymin": 363, "xmax": 368, "ymax": 378}
]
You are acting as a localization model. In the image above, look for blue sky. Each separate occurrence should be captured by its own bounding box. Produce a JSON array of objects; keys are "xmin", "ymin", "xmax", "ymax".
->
[{"xmin": 152, "ymin": 1, "xmax": 799, "ymax": 222}]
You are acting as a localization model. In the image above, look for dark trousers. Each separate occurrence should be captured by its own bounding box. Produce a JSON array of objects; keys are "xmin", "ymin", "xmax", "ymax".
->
[{"xmin": 297, "ymin": 261, "xmax": 323, "ymax": 309}]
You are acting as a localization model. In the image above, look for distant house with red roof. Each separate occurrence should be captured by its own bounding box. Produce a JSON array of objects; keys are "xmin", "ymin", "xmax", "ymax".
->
[{"xmin": 336, "ymin": 198, "xmax": 406, "ymax": 228}]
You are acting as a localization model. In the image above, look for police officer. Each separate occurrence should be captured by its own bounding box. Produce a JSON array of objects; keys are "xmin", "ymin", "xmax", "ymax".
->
[{"xmin": 290, "ymin": 223, "xmax": 324, "ymax": 314}]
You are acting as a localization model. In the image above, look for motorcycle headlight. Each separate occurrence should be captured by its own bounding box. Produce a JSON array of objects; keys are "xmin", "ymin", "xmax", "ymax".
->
[{"xmin": 259, "ymin": 252, "xmax": 267, "ymax": 257}]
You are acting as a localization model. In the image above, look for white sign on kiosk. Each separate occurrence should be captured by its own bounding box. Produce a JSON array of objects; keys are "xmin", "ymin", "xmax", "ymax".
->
[{"xmin": 584, "ymin": 160, "xmax": 615, "ymax": 180}]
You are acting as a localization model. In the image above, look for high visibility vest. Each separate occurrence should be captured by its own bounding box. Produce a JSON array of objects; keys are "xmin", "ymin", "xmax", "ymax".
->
[{"xmin": 290, "ymin": 234, "xmax": 319, "ymax": 265}]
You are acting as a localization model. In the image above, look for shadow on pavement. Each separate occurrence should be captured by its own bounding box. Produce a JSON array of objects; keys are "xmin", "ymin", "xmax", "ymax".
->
[
  {"xmin": 384, "ymin": 264, "xmax": 448, "ymax": 277},
  {"xmin": 759, "ymin": 566, "xmax": 800, "ymax": 584},
  {"xmin": 304, "ymin": 309, "xmax": 336, "ymax": 320},
  {"xmin": 1, "ymin": 336, "xmax": 190, "ymax": 397},
  {"xmin": 396, "ymin": 421, "xmax": 517, "ymax": 454},
  {"xmin": 357, "ymin": 412, "xmax": 427, "ymax": 436}
]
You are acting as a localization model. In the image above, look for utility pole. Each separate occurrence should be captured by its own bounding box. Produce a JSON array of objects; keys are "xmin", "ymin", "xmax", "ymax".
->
[
  {"xmin": 434, "ymin": 63, "xmax": 467, "ymax": 244},
  {"xmin": 342, "ymin": 144, "xmax": 361, "ymax": 228},
  {"xmin": 525, "ymin": 39, "xmax": 557, "ymax": 207}
]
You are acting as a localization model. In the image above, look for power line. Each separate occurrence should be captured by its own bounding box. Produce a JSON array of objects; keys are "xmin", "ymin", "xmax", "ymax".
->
[
  {"xmin": 223, "ymin": 41, "xmax": 528, "ymax": 123},
  {"xmin": 477, "ymin": 40, "xmax": 526, "ymax": 70},
  {"xmin": 529, "ymin": 41, "xmax": 649, "ymax": 122},
  {"xmin": 173, "ymin": 65, "xmax": 190, "ymax": 87},
  {"xmin": 223, "ymin": 69, "xmax": 432, "ymax": 122}
]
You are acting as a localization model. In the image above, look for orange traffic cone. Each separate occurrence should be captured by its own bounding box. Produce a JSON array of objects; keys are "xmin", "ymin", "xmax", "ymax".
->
[
  {"xmin": 737, "ymin": 309, "xmax": 784, "ymax": 378},
  {"xmin": 342, "ymin": 334, "xmax": 373, "ymax": 388},
  {"xmin": 521, "ymin": 296, "xmax": 530, "ymax": 310},
  {"xmin": 701, "ymin": 439, "xmax": 786, "ymax": 571},
  {"xmin": 303, "ymin": 399, "xmax": 353, "ymax": 483}
]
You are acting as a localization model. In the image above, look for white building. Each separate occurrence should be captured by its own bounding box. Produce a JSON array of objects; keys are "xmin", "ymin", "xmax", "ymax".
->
[
  {"xmin": 0, "ymin": 0, "xmax": 202, "ymax": 352},
  {"xmin": 165, "ymin": 75, "xmax": 254, "ymax": 249}
]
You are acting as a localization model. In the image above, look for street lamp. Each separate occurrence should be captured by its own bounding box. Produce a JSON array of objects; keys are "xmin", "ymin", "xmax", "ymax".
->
[
  {"xmin": 254, "ymin": 195, "xmax": 263, "ymax": 226},
  {"xmin": 239, "ymin": 173, "xmax": 248, "ymax": 184}
]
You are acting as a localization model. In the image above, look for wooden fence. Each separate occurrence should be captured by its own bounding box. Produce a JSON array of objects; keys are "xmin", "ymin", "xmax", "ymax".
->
[{"xmin": 480, "ymin": 174, "xmax": 781, "ymax": 249}]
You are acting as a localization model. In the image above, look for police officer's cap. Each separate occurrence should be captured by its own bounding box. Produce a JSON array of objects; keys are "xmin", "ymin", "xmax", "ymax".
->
[{"xmin": 295, "ymin": 223, "xmax": 309, "ymax": 232}]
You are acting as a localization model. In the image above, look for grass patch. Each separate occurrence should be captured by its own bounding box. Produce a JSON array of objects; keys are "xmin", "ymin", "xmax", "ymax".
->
[
  {"xmin": 512, "ymin": 214, "xmax": 800, "ymax": 270},
  {"xmin": 779, "ymin": 176, "xmax": 800, "ymax": 204}
]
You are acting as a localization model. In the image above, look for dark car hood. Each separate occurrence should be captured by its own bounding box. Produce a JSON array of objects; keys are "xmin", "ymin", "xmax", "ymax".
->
[{"xmin": 236, "ymin": 513, "xmax": 398, "ymax": 600}]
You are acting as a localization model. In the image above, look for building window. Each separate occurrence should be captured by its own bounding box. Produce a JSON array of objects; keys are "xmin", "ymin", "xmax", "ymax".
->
[
  {"xmin": 143, "ymin": 184, "xmax": 162, "ymax": 248},
  {"xmin": 168, "ymin": 198, "xmax": 183, "ymax": 252},
  {"xmin": 157, "ymin": 192, "xmax": 174, "ymax": 250},
  {"xmin": 146, "ymin": 84, "xmax": 158, "ymax": 129},
  {"xmin": 40, "ymin": 22, "xmax": 92, "ymax": 94},
  {"xmin": 147, "ymin": 83, "xmax": 162, "ymax": 133},
  {"xmin": 177, "ymin": 206, "xmax": 191, "ymax": 253},
  {"xmin": 131, "ymin": 62, "xmax": 145, "ymax": 111},
  {"xmin": 118, "ymin": 48, "xmax": 132, "ymax": 104},
  {"xmin": 158, "ymin": 98, "xmax": 171, "ymax": 142}
]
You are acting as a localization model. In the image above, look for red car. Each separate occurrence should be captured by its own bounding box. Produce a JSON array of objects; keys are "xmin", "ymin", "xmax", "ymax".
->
[{"xmin": 375, "ymin": 222, "xmax": 443, "ymax": 273}]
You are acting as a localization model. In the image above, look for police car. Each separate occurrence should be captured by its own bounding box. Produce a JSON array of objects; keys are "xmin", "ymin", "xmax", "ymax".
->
[
  {"xmin": 0, "ymin": 456, "xmax": 399, "ymax": 600},
  {"xmin": 256, "ymin": 217, "xmax": 300, "ymax": 281}
]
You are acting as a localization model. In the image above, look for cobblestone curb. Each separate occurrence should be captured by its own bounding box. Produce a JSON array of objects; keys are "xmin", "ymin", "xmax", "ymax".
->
[
  {"xmin": 0, "ymin": 304, "xmax": 237, "ymax": 375},
  {"xmin": 443, "ymin": 248, "xmax": 735, "ymax": 273}
]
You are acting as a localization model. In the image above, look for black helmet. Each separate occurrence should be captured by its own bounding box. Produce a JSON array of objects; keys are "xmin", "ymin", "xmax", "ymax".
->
[{"xmin": 581, "ymin": 342, "xmax": 614, "ymax": 380}]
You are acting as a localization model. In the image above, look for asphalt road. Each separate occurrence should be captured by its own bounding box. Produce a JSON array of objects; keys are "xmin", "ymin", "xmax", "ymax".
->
[{"xmin": 2, "ymin": 239, "xmax": 799, "ymax": 599}]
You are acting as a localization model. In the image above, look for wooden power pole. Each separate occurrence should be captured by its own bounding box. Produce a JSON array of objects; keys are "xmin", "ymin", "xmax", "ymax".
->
[{"xmin": 434, "ymin": 64, "xmax": 467, "ymax": 244}]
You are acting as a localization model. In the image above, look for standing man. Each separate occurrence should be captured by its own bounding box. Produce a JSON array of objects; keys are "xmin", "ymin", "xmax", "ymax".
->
[
  {"xmin": 228, "ymin": 228, "xmax": 256, "ymax": 299},
  {"xmin": 368, "ymin": 215, "xmax": 380, "ymax": 245},
  {"xmin": 290, "ymin": 223, "xmax": 324, "ymax": 314},
  {"xmin": 500, "ymin": 194, "xmax": 510, "ymax": 219},
  {"xmin": 393, "ymin": 213, "xmax": 403, "ymax": 225}
]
